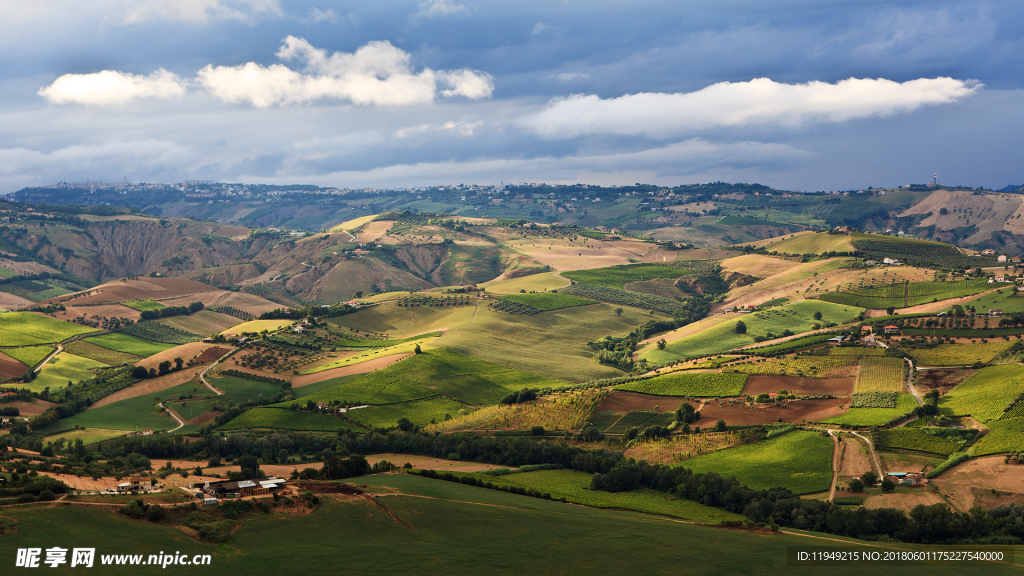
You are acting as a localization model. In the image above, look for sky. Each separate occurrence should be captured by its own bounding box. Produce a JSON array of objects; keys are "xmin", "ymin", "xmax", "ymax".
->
[{"xmin": 1, "ymin": 0, "xmax": 1022, "ymax": 192}]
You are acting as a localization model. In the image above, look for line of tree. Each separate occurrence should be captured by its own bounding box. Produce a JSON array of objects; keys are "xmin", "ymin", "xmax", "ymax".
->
[{"xmin": 139, "ymin": 301, "xmax": 203, "ymax": 320}]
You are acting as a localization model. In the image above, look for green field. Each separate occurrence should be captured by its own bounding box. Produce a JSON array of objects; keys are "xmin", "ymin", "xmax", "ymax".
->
[
  {"xmin": 64, "ymin": 340, "xmax": 142, "ymax": 365},
  {"xmin": 973, "ymin": 418, "xmax": 1024, "ymax": 456},
  {"xmin": 820, "ymin": 394, "xmax": 919, "ymax": 426},
  {"xmin": 961, "ymin": 289, "xmax": 1024, "ymax": 315},
  {"xmin": 45, "ymin": 427, "xmax": 126, "ymax": 446},
  {"xmin": 0, "ymin": 311, "xmax": 96, "ymax": 345},
  {"xmin": 441, "ymin": 304, "xmax": 652, "ymax": 382},
  {"xmin": 30, "ymin": 353, "xmax": 107, "ymax": 391},
  {"xmin": 346, "ymin": 397, "xmax": 470, "ymax": 428},
  {"xmin": 120, "ymin": 321, "xmax": 202, "ymax": 344},
  {"xmin": 450, "ymin": 469, "xmax": 742, "ymax": 523},
  {"xmin": 938, "ymin": 364, "xmax": 1024, "ymax": 422},
  {"xmin": 680, "ymin": 431, "xmax": 834, "ymax": 494},
  {"xmin": 907, "ymin": 342, "xmax": 1015, "ymax": 366},
  {"xmin": 615, "ymin": 372, "xmax": 747, "ymax": 397},
  {"xmin": 290, "ymin": 349, "xmax": 561, "ymax": 407},
  {"xmin": 1, "ymin": 345, "xmax": 55, "ymax": 367},
  {"xmin": 561, "ymin": 263, "xmax": 690, "ymax": 290},
  {"xmin": 83, "ymin": 333, "xmax": 176, "ymax": 357},
  {"xmin": 122, "ymin": 299, "xmax": 166, "ymax": 311},
  {"xmin": 604, "ymin": 410, "xmax": 658, "ymax": 434},
  {"xmin": 62, "ymin": 381, "xmax": 198, "ymax": 431},
  {"xmin": 829, "ymin": 347, "xmax": 885, "ymax": 356},
  {"xmin": 747, "ymin": 334, "xmax": 832, "ymax": 355},
  {"xmin": 855, "ymin": 356, "xmax": 905, "ymax": 393},
  {"xmin": 330, "ymin": 331, "xmax": 443, "ymax": 349},
  {"xmin": 208, "ymin": 377, "xmax": 285, "ymax": 407},
  {"xmin": 644, "ymin": 300, "xmax": 864, "ymax": 363},
  {"xmin": 218, "ymin": 407, "xmax": 362, "ymax": 432},
  {"xmin": 875, "ymin": 428, "xmax": 962, "ymax": 456},
  {"xmin": 497, "ymin": 292, "xmax": 597, "ymax": 311},
  {"xmin": 5, "ymin": 476, "xmax": 1009, "ymax": 576},
  {"xmin": 818, "ymin": 278, "xmax": 991, "ymax": 309}
]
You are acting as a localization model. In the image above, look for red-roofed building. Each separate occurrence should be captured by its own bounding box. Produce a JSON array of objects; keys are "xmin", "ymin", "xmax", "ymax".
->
[{"xmin": 884, "ymin": 325, "xmax": 900, "ymax": 334}]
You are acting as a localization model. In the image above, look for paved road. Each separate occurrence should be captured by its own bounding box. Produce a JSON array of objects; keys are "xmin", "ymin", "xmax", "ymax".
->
[
  {"xmin": 159, "ymin": 402, "xmax": 185, "ymax": 432},
  {"xmin": 198, "ymin": 349, "xmax": 235, "ymax": 396},
  {"xmin": 34, "ymin": 344, "xmax": 63, "ymax": 372}
]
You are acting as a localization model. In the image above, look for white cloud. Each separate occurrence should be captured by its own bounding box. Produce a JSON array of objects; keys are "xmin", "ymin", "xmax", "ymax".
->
[
  {"xmin": 532, "ymin": 22, "xmax": 548, "ymax": 35},
  {"xmin": 38, "ymin": 69, "xmax": 187, "ymax": 105},
  {"xmin": 521, "ymin": 77, "xmax": 981, "ymax": 138},
  {"xmin": 38, "ymin": 37, "xmax": 493, "ymax": 108},
  {"xmin": 302, "ymin": 8, "xmax": 338, "ymax": 24},
  {"xmin": 395, "ymin": 119, "xmax": 482, "ymax": 138},
  {"xmin": 118, "ymin": 0, "xmax": 281, "ymax": 25},
  {"xmin": 197, "ymin": 37, "xmax": 492, "ymax": 107},
  {"xmin": 414, "ymin": 0, "xmax": 466, "ymax": 19},
  {"xmin": 552, "ymin": 72, "xmax": 589, "ymax": 82}
]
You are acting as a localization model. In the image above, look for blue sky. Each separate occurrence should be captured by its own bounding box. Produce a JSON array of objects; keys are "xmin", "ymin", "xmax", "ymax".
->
[{"xmin": 1, "ymin": 0, "xmax": 1022, "ymax": 192}]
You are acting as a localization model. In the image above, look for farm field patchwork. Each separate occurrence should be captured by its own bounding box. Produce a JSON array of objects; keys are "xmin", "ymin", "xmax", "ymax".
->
[
  {"xmin": 428, "ymin": 388, "xmax": 608, "ymax": 433},
  {"xmin": 615, "ymin": 372, "xmax": 747, "ymax": 397},
  {"xmin": 292, "ymin": 349, "xmax": 561, "ymax": 407},
  {"xmin": 961, "ymin": 289, "xmax": 1024, "ymax": 315},
  {"xmin": 731, "ymin": 356, "xmax": 860, "ymax": 379},
  {"xmin": 561, "ymin": 263, "xmax": 692, "ymax": 290},
  {"xmin": 64, "ymin": 340, "xmax": 142, "ymax": 365},
  {"xmin": 120, "ymin": 321, "xmax": 202, "ymax": 344},
  {"xmin": 907, "ymin": 342, "xmax": 1015, "ymax": 366},
  {"xmin": 29, "ymin": 352, "xmax": 107, "ymax": 392},
  {"xmin": 44, "ymin": 427, "xmax": 127, "ymax": 446},
  {"xmin": 0, "ymin": 311, "xmax": 96, "ymax": 345},
  {"xmin": 680, "ymin": 431, "xmax": 834, "ymax": 494},
  {"xmin": 220, "ymin": 319, "xmax": 294, "ymax": 336},
  {"xmin": 642, "ymin": 300, "xmax": 863, "ymax": 362},
  {"xmin": 83, "ymin": 333, "xmax": 176, "ymax": 357},
  {"xmin": 937, "ymin": 364, "xmax": 1024, "ymax": 422},
  {"xmin": 820, "ymin": 394, "xmax": 918, "ymax": 426},
  {"xmin": 62, "ymin": 381, "xmax": 196, "ymax": 430},
  {"xmin": 604, "ymin": 410, "xmax": 658, "ymax": 434},
  {"xmin": 480, "ymin": 272, "xmax": 570, "ymax": 294},
  {"xmin": 818, "ymin": 278, "xmax": 991, "ymax": 309},
  {"xmin": 741, "ymin": 375, "xmax": 854, "ymax": 397},
  {"xmin": 157, "ymin": 310, "xmax": 242, "ymax": 336},
  {"xmin": 346, "ymin": 397, "xmax": 469, "ymax": 428}
]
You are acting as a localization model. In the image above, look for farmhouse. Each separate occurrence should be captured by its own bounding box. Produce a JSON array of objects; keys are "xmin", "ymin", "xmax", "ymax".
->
[
  {"xmin": 117, "ymin": 477, "xmax": 148, "ymax": 493},
  {"xmin": 199, "ymin": 476, "xmax": 288, "ymax": 497},
  {"xmin": 882, "ymin": 257, "xmax": 901, "ymax": 265},
  {"xmin": 990, "ymin": 309, "xmax": 1003, "ymax": 317},
  {"xmin": 864, "ymin": 260, "xmax": 878, "ymax": 266},
  {"xmin": 827, "ymin": 336, "xmax": 845, "ymax": 344},
  {"xmin": 982, "ymin": 249, "xmax": 996, "ymax": 256},
  {"xmin": 884, "ymin": 325, "xmax": 900, "ymax": 334},
  {"xmin": 998, "ymin": 254, "xmax": 1007, "ymax": 263}
]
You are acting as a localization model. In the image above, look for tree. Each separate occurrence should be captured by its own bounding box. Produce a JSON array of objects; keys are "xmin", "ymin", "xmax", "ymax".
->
[
  {"xmin": 413, "ymin": 344, "xmax": 422, "ymax": 354},
  {"xmin": 237, "ymin": 455, "xmax": 260, "ymax": 479},
  {"xmin": 158, "ymin": 361, "xmax": 172, "ymax": 376},
  {"xmin": 735, "ymin": 321, "xmax": 746, "ymax": 334},
  {"xmin": 880, "ymin": 478, "xmax": 896, "ymax": 493},
  {"xmin": 278, "ymin": 449, "xmax": 289, "ymax": 464},
  {"xmin": 531, "ymin": 425, "xmax": 545, "ymax": 436},
  {"xmin": 675, "ymin": 403, "xmax": 701, "ymax": 424},
  {"xmin": 656, "ymin": 338, "xmax": 667, "ymax": 350},
  {"xmin": 886, "ymin": 307, "xmax": 895, "ymax": 316},
  {"xmin": 848, "ymin": 478, "xmax": 865, "ymax": 492},
  {"xmin": 615, "ymin": 308, "xmax": 623, "ymax": 316},
  {"xmin": 861, "ymin": 471, "xmax": 879, "ymax": 487},
  {"xmin": 397, "ymin": 418, "xmax": 414, "ymax": 431},
  {"xmin": 173, "ymin": 357, "xmax": 184, "ymax": 371},
  {"xmin": 354, "ymin": 291, "xmax": 363, "ymax": 298},
  {"xmin": 813, "ymin": 311, "xmax": 822, "ymax": 321},
  {"xmin": 131, "ymin": 366, "xmax": 149, "ymax": 379},
  {"xmin": 715, "ymin": 419, "xmax": 727, "ymax": 432}
]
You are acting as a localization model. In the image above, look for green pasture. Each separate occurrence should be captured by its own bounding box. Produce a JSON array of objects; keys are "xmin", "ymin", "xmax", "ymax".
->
[
  {"xmin": 561, "ymin": 263, "xmax": 690, "ymax": 290},
  {"xmin": 346, "ymin": 397, "xmax": 469, "ymax": 428},
  {"xmin": 615, "ymin": 371, "xmax": 747, "ymax": 397},
  {"xmin": 218, "ymin": 407, "xmax": 362, "ymax": 432},
  {"xmin": 62, "ymin": 381, "xmax": 201, "ymax": 431},
  {"xmin": 680, "ymin": 431, "xmax": 834, "ymax": 494},
  {"xmin": 0, "ymin": 311, "xmax": 96, "ymax": 345},
  {"xmin": 1, "ymin": 345, "xmax": 55, "ymax": 367},
  {"xmin": 122, "ymin": 299, "xmax": 166, "ymax": 311},
  {"xmin": 820, "ymin": 394, "xmax": 918, "ymax": 427},
  {"xmin": 83, "ymin": 333, "xmax": 176, "ymax": 357},
  {"xmin": 28, "ymin": 353, "xmax": 107, "ymax": 392},
  {"xmin": 938, "ymin": 364, "xmax": 1024, "ymax": 422},
  {"xmin": 497, "ymin": 292, "xmax": 597, "ymax": 311}
]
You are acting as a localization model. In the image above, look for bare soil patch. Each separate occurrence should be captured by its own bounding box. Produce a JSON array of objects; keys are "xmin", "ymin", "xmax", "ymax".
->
[
  {"xmin": 698, "ymin": 397, "xmax": 849, "ymax": 426},
  {"xmin": 0, "ymin": 291, "xmax": 36, "ymax": 310},
  {"xmin": 195, "ymin": 347, "xmax": 230, "ymax": 364},
  {"xmin": 1, "ymin": 399, "xmax": 54, "ymax": 416},
  {"xmin": 915, "ymin": 368, "xmax": 977, "ymax": 395},
  {"xmin": 55, "ymin": 304, "xmax": 141, "ymax": 323},
  {"xmin": 743, "ymin": 375, "xmax": 855, "ymax": 397},
  {"xmin": 157, "ymin": 292, "xmax": 230, "ymax": 309},
  {"xmin": 355, "ymin": 221, "xmax": 393, "ymax": 243},
  {"xmin": 864, "ymin": 492, "xmax": 944, "ymax": 512},
  {"xmin": 292, "ymin": 353, "xmax": 411, "ymax": 387},
  {"xmin": 0, "ymin": 351, "xmax": 29, "ymax": 379},
  {"xmin": 208, "ymin": 292, "xmax": 281, "ymax": 315},
  {"xmin": 88, "ymin": 367, "xmax": 204, "ymax": 410},
  {"xmin": 595, "ymin": 391, "xmax": 685, "ymax": 413},
  {"xmin": 187, "ymin": 411, "xmax": 221, "ymax": 426},
  {"xmin": 136, "ymin": 342, "xmax": 233, "ymax": 371},
  {"xmin": 838, "ymin": 436, "xmax": 874, "ymax": 478},
  {"xmin": 37, "ymin": 472, "xmax": 120, "ymax": 491},
  {"xmin": 932, "ymin": 456, "xmax": 1024, "ymax": 493}
]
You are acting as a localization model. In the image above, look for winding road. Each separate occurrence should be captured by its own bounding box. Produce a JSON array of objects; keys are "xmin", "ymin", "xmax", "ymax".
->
[
  {"xmin": 198, "ymin": 349, "xmax": 236, "ymax": 396},
  {"xmin": 159, "ymin": 402, "xmax": 186, "ymax": 432}
]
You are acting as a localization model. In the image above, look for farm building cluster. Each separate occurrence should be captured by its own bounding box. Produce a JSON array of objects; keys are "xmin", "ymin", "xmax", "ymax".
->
[{"xmin": 192, "ymin": 476, "xmax": 288, "ymax": 498}]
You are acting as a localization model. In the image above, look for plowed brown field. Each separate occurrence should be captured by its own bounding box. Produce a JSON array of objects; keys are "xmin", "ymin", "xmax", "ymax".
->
[
  {"xmin": 44, "ymin": 277, "xmax": 222, "ymax": 306},
  {"xmin": 1, "ymin": 399, "xmax": 54, "ymax": 416},
  {"xmin": 742, "ymin": 375, "xmax": 855, "ymax": 397},
  {"xmin": 88, "ymin": 367, "xmax": 204, "ymax": 409},
  {"xmin": 136, "ymin": 342, "xmax": 232, "ymax": 370},
  {"xmin": 698, "ymin": 397, "xmax": 848, "ymax": 425},
  {"xmin": 0, "ymin": 351, "xmax": 29, "ymax": 380}
]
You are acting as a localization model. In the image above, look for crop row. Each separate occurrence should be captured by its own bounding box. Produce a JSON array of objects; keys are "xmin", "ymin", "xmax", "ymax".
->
[
  {"xmin": 731, "ymin": 356, "xmax": 859, "ymax": 378},
  {"xmin": 851, "ymin": 392, "xmax": 898, "ymax": 408},
  {"xmin": 876, "ymin": 428, "xmax": 962, "ymax": 456},
  {"xmin": 907, "ymin": 342, "xmax": 1014, "ymax": 366},
  {"xmin": 498, "ymin": 293, "xmax": 597, "ymax": 311},
  {"xmin": 818, "ymin": 278, "xmax": 990, "ymax": 309},
  {"xmin": 558, "ymin": 283, "xmax": 687, "ymax": 314},
  {"xmin": 856, "ymin": 356, "xmax": 905, "ymax": 393},
  {"xmin": 119, "ymin": 321, "xmax": 202, "ymax": 345},
  {"xmin": 489, "ymin": 300, "xmax": 543, "ymax": 315},
  {"xmin": 615, "ymin": 371, "xmax": 748, "ymax": 397}
]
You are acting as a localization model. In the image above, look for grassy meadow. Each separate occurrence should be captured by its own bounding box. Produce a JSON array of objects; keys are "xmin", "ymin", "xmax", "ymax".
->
[
  {"xmin": 83, "ymin": 333, "xmax": 176, "ymax": 357},
  {"xmin": 0, "ymin": 311, "xmax": 96, "ymax": 345}
]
